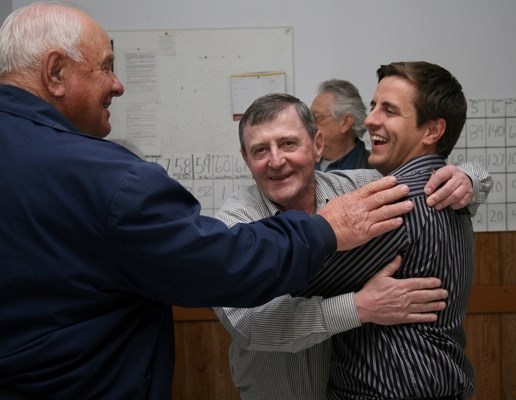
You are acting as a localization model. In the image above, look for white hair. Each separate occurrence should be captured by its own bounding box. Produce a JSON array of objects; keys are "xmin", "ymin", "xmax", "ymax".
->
[{"xmin": 0, "ymin": 1, "xmax": 85, "ymax": 77}]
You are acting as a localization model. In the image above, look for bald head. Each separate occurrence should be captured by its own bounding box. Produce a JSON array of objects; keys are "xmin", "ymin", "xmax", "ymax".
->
[
  {"xmin": 0, "ymin": 1, "xmax": 124, "ymax": 137},
  {"xmin": 0, "ymin": 2, "xmax": 87, "ymax": 80}
]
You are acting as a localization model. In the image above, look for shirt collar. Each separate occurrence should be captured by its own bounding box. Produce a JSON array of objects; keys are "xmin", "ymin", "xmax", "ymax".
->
[{"xmin": 256, "ymin": 173, "xmax": 331, "ymax": 216}]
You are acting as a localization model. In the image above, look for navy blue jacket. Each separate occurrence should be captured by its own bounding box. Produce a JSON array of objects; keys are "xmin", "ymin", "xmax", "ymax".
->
[
  {"xmin": 0, "ymin": 85, "xmax": 334, "ymax": 399},
  {"xmin": 315, "ymin": 139, "xmax": 371, "ymax": 172}
]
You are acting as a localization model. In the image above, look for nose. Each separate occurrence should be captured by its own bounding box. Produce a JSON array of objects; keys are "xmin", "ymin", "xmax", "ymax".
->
[
  {"xmin": 268, "ymin": 147, "xmax": 285, "ymax": 169},
  {"xmin": 364, "ymin": 108, "xmax": 378, "ymax": 129},
  {"xmin": 111, "ymin": 73, "xmax": 125, "ymax": 97}
]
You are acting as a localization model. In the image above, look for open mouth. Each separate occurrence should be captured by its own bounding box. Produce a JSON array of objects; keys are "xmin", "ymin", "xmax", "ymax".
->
[
  {"xmin": 270, "ymin": 172, "xmax": 294, "ymax": 181},
  {"xmin": 370, "ymin": 134, "xmax": 388, "ymax": 146}
]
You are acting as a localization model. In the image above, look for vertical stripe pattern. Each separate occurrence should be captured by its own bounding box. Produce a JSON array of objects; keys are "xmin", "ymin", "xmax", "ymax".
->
[{"xmin": 294, "ymin": 155, "xmax": 475, "ymax": 399}]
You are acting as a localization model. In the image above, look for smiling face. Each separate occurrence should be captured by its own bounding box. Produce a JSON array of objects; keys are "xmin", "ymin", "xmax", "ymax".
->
[
  {"xmin": 365, "ymin": 76, "xmax": 436, "ymax": 175},
  {"xmin": 60, "ymin": 14, "xmax": 124, "ymax": 137},
  {"xmin": 241, "ymin": 105, "xmax": 323, "ymax": 213}
]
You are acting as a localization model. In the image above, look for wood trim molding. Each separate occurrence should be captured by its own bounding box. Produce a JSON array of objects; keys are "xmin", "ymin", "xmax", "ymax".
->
[
  {"xmin": 467, "ymin": 286, "xmax": 516, "ymax": 314},
  {"xmin": 172, "ymin": 286, "xmax": 516, "ymax": 321},
  {"xmin": 173, "ymin": 306, "xmax": 217, "ymax": 321}
]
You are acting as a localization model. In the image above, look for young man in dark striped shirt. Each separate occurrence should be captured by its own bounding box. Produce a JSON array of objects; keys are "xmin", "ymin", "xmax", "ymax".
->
[{"xmin": 299, "ymin": 61, "xmax": 480, "ymax": 399}]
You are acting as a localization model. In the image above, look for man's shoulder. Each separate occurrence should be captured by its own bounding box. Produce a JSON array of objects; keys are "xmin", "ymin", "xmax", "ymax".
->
[
  {"xmin": 215, "ymin": 184, "xmax": 274, "ymax": 226},
  {"xmin": 315, "ymin": 169, "xmax": 381, "ymax": 194},
  {"xmin": 391, "ymin": 155, "xmax": 446, "ymax": 198}
]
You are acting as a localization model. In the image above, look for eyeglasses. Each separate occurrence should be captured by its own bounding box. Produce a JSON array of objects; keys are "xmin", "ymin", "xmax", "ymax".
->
[{"xmin": 313, "ymin": 114, "xmax": 333, "ymax": 123}]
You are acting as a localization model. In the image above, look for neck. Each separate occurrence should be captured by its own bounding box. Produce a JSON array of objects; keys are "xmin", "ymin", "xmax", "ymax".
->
[
  {"xmin": 2, "ymin": 73, "xmax": 48, "ymax": 101},
  {"xmin": 323, "ymin": 135, "xmax": 358, "ymax": 162},
  {"xmin": 276, "ymin": 186, "xmax": 317, "ymax": 215}
]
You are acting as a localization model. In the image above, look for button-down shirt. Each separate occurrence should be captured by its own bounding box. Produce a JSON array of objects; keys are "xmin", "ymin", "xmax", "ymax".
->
[{"xmin": 215, "ymin": 156, "xmax": 491, "ymax": 400}]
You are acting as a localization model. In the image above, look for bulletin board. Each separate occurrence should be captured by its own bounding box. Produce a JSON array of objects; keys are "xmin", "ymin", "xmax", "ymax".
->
[{"xmin": 107, "ymin": 27, "xmax": 294, "ymax": 157}]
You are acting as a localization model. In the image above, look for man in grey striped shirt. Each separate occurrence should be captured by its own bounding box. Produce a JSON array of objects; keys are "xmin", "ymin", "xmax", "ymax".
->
[{"xmin": 215, "ymin": 73, "xmax": 491, "ymax": 399}]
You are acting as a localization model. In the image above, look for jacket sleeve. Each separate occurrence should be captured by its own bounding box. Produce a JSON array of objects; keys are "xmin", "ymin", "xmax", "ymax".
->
[
  {"xmin": 105, "ymin": 162, "xmax": 333, "ymax": 308},
  {"xmin": 212, "ymin": 186, "xmax": 360, "ymax": 353}
]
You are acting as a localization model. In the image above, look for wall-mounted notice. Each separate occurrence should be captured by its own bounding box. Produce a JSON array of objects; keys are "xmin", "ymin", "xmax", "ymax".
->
[
  {"xmin": 448, "ymin": 98, "xmax": 516, "ymax": 232},
  {"xmin": 107, "ymin": 28, "xmax": 294, "ymax": 157},
  {"xmin": 230, "ymin": 71, "xmax": 287, "ymax": 121}
]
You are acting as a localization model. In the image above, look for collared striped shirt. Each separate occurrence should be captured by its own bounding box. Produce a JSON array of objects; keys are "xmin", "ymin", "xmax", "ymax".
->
[
  {"xmin": 214, "ymin": 168, "xmax": 379, "ymax": 400},
  {"xmin": 295, "ymin": 154, "xmax": 475, "ymax": 399},
  {"xmin": 214, "ymin": 157, "xmax": 490, "ymax": 400}
]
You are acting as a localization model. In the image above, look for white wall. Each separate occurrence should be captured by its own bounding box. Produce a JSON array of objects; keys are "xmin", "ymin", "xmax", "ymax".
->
[
  {"xmin": 0, "ymin": 0, "xmax": 12, "ymax": 24},
  {"xmin": 12, "ymin": 0, "xmax": 516, "ymax": 105}
]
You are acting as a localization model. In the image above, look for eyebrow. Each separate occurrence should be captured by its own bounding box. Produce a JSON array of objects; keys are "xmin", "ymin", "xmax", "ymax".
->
[{"xmin": 371, "ymin": 99, "xmax": 401, "ymax": 113}]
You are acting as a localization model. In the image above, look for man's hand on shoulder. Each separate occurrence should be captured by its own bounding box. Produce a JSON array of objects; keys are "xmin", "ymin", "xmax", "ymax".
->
[{"xmin": 318, "ymin": 176, "xmax": 413, "ymax": 251}]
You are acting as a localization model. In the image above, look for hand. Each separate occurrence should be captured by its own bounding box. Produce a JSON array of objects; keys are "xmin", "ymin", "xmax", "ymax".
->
[
  {"xmin": 355, "ymin": 255, "xmax": 448, "ymax": 325},
  {"xmin": 318, "ymin": 176, "xmax": 413, "ymax": 251},
  {"xmin": 424, "ymin": 165, "xmax": 473, "ymax": 210}
]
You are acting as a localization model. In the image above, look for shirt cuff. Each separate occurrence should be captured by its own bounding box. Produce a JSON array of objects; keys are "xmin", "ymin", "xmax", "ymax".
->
[
  {"xmin": 457, "ymin": 164, "xmax": 479, "ymax": 202},
  {"xmin": 322, "ymin": 292, "xmax": 362, "ymax": 334}
]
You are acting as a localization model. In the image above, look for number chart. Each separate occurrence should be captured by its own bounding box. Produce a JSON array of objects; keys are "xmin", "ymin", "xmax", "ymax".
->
[
  {"xmin": 146, "ymin": 153, "xmax": 254, "ymax": 216},
  {"xmin": 448, "ymin": 98, "xmax": 516, "ymax": 232}
]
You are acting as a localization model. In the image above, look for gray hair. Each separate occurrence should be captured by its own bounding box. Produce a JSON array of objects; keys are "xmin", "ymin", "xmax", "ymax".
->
[
  {"xmin": 238, "ymin": 93, "xmax": 318, "ymax": 151},
  {"xmin": 317, "ymin": 79, "xmax": 367, "ymax": 138},
  {"xmin": 0, "ymin": 1, "xmax": 84, "ymax": 78}
]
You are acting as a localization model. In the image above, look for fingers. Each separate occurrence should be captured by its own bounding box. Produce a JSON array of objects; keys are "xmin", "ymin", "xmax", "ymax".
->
[
  {"xmin": 427, "ymin": 181, "xmax": 472, "ymax": 210},
  {"xmin": 355, "ymin": 271, "xmax": 448, "ymax": 325},
  {"xmin": 406, "ymin": 287, "xmax": 448, "ymax": 304},
  {"xmin": 402, "ymin": 298, "xmax": 447, "ymax": 324},
  {"xmin": 402, "ymin": 311, "xmax": 439, "ymax": 323},
  {"xmin": 400, "ymin": 286, "xmax": 448, "ymax": 323},
  {"xmin": 357, "ymin": 179, "xmax": 414, "ymax": 240},
  {"xmin": 360, "ymin": 177, "xmax": 410, "ymax": 210},
  {"xmin": 357, "ymin": 175, "xmax": 399, "ymax": 196},
  {"xmin": 402, "ymin": 276, "xmax": 442, "ymax": 290},
  {"xmin": 425, "ymin": 165, "xmax": 473, "ymax": 210},
  {"xmin": 318, "ymin": 180, "xmax": 413, "ymax": 251},
  {"xmin": 424, "ymin": 165, "xmax": 453, "ymax": 196},
  {"xmin": 365, "ymin": 199, "xmax": 413, "ymax": 239}
]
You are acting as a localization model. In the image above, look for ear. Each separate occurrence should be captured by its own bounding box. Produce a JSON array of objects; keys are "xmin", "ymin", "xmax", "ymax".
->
[
  {"xmin": 340, "ymin": 113, "xmax": 355, "ymax": 134},
  {"xmin": 240, "ymin": 148, "xmax": 250, "ymax": 165},
  {"xmin": 314, "ymin": 130, "xmax": 324, "ymax": 162},
  {"xmin": 42, "ymin": 50, "xmax": 68, "ymax": 98},
  {"xmin": 423, "ymin": 118, "xmax": 446, "ymax": 146}
]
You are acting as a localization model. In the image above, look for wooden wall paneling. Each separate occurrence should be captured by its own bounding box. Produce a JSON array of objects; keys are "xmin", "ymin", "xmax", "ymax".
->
[
  {"xmin": 501, "ymin": 315, "xmax": 516, "ymax": 400},
  {"xmin": 465, "ymin": 314, "xmax": 501, "ymax": 399},
  {"xmin": 499, "ymin": 233, "xmax": 516, "ymax": 280},
  {"xmin": 172, "ymin": 320, "xmax": 239, "ymax": 400},
  {"xmin": 467, "ymin": 232, "xmax": 516, "ymax": 400},
  {"xmin": 473, "ymin": 233, "xmax": 502, "ymax": 285},
  {"xmin": 500, "ymin": 232, "xmax": 516, "ymax": 400},
  {"xmin": 468, "ymin": 233, "xmax": 500, "ymax": 399}
]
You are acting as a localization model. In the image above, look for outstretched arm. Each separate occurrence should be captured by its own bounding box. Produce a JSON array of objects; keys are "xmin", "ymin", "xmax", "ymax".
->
[{"xmin": 214, "ymin": 256, "xmax": 447, "ymax": 353}]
